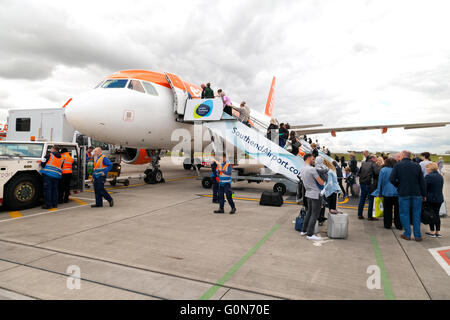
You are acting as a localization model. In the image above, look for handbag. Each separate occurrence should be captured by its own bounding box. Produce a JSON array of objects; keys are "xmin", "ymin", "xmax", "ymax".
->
[
  {"xmin": 373, "ymin": 197, "xmax": 384, "ymax": 218},
  {"xmin": 421, "ymin": 203, "xmax": 435, "ymax": 225}
]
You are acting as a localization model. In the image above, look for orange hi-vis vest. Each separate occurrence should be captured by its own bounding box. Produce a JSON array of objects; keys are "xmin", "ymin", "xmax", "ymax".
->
[
  {"xmin": 61, "ymin": 152, "xmax": 73, "ymax": 174},
  {"xmin": 41, "ymin": 153, "xmax": 63, "ymax": 179},
  {"xmin": 218, "ymin": 161, "xmax": 232, "ymax": 184},
  {"xmin": 93, "ymin": 154, "xmax": 106, "ymax": 178}
]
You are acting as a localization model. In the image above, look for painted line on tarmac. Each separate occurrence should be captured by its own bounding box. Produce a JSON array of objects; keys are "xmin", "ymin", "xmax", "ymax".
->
[
  {"xmin": 370, "ymin": 236, "xmax": 395, "ymax": 300},
  {"xmin": 199, "ymin": 194, "xmax": 365, "ymax": 209},
  {"xmin": 8, "ymin": 211, "xmax": 22, "ymax": 219},
  {"xmin": 199, "ymin": 224, "xmax": 280, "ymax": 300},
  {"xmin": 0, "ymin": 204, "xmax": 91, "ymax": 224},
  {"xmin": 70, "ymin": 197, "xmax": 88, "ymax": 205}
]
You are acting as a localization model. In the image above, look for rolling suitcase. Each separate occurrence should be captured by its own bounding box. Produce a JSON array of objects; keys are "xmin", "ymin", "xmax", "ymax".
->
[
  {"xmin": 327, "ymin": 212, "xmax": 348, "ymax": 239},
  {"xmin": 260, "ymin": 191, "xmax": 283, "ymax": 207}
]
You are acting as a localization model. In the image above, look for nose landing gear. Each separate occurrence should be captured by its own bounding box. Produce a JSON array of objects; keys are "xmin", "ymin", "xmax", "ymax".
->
[{"xmin": 144, "ymin": 150, "xmax": 165, "ymax": 184}]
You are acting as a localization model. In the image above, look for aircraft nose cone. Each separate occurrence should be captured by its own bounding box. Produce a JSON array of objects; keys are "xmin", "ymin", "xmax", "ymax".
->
[{"xmin": 65, "ymin": 89, "xmax": 109, "ymax": 136}]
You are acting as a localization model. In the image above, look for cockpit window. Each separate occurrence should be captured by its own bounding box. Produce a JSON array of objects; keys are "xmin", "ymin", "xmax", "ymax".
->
[
  {"xmin": 142, "ymin": 81, "xmax": 159, "ymax": 96},
  {"xmin": 101, "ymin": 79, "xmax": 128, "ymax": 88},
  {"xmin": 128, "ymin": 80, "xmax": 145, "ymax": 93}
]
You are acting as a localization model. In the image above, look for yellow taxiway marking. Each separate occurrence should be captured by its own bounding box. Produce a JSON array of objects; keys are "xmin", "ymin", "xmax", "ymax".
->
[
  {"xmin": 8, "ymin": 211, "xmax": 23, "ymax": 218},
  {"xmin": 47, "ymin": 208, "xmax": 58, "ymax": 212},
  {"xmin": 199, "ymin": 194, "xmax": 366, "ymax": 209},
  {"xmin": 70, "ymin": 197, "xmax": 88, "ymax": 205},
  {"xmin": 338, "ymin": 197, "xmax": 349, "ymax": 204}
]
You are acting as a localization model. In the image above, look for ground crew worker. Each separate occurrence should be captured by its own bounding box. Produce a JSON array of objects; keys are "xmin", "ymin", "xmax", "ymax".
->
[
  {"xmin": 211, "ymin": 157, "xmax": 219, "ymax": 203},
  {"xmin": 214, "ymin": 154, "xmax": 236, "ymax": 214},
  {"xmin": 58, "ymin": 148, "xmax": 73, "ymax": 203},
  {"xmin": 85, "ymin": 146, "xmax": 94, "ymax": 189},
  {"xmin": 91, "ymin": 147, "xmax": 114, "ymax": 208},
  {"xmin": 40, "ymin": 146, "xmax": 63, "ymax": 209}
]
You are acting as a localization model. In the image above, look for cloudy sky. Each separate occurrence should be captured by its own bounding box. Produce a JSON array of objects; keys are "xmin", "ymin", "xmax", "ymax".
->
[{"xmin": 1, "ymin": 0, "xmax": 449, "ymax": 153}]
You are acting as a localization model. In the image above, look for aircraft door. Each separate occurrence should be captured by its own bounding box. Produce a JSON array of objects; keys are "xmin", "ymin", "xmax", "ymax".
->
[{"xmin": 165, "ymin": 72, "xmax": 189, "ymax": 115}]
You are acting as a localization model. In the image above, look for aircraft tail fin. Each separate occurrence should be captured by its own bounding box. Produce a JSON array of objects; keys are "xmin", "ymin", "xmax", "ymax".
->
[{"xmin": 264, "ymin": 76, "xmax": 276, "ymax": 118}]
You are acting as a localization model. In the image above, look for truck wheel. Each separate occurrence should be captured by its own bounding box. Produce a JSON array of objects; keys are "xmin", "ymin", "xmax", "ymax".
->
[
  {"xmin": 183, "ymin": 163, "xmax": 192, "ymax": 170},
  {"xmin": 202, "ymin": 177, "xmax": 212, "ymax": 189},
  {"xmin": 273, "ymin": 183, "xmax": 287, "ymax": 195},
  {"xmin": 5, "ymin": 174, "xmax": 41, "ymax": 210},
  {"xmin": 123, "ymin": 179, "xmax": 130, "ymax": 186},
  {"xmin": 110, "ymin": 178, "xmax": 117, "ymax": 186}
]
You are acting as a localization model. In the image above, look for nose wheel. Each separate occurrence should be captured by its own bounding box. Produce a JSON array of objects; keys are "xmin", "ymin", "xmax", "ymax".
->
[{"xmin": 144, "ymin": 169, "xmax": 165, "ymax": 184}]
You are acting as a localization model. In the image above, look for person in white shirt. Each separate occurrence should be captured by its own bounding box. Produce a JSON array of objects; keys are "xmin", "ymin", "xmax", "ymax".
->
[{"xmin": 420, "ymin": 152, "xmax": 432, "ymax": 176}]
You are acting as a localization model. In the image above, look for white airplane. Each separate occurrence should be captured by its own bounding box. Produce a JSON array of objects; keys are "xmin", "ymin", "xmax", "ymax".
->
[{"xmin": 64, "ymin": 69, "xmax": 450, "ymax": 183}]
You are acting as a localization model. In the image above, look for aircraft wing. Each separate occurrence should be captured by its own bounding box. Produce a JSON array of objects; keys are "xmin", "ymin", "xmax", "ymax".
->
[{"xmin": 293, "ymin": 122, "xmax": 450, "ymax": 136}]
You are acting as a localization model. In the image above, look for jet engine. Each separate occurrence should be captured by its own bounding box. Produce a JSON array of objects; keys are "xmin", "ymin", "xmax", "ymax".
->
[{"xmin": 121, "ymin": 148, "xmax": 152, "ymax": 165}]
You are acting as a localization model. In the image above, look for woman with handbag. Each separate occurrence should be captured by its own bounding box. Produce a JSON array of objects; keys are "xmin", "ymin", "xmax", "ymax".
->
[
  {"xmin": 424, "ymin": 162, "xmax": 444, "ymax": 238},
  {"xmin": 372, "ymin": 158, "xmax": 402, "ymax": 229}
]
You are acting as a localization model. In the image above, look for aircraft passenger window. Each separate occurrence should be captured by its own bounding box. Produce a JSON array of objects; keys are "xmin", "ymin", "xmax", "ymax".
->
[
  {"xmin": 128, "ymin": 80, "xmax": 145, "ymax": 93},
  {"xmin": 16, "ymin": 118, "xmax": 31, "ymax": 132},
  {"xmin": 142, "ymin": 81, "xmax": 159, "ymax": 96},
  {"xmin": 101, "ymin": 79, "xmax": 128, "ymax": 88}
]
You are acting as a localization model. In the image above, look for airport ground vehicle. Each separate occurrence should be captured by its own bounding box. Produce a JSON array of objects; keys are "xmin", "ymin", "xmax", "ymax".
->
[
  {"xmin": 0, "ymin": 141, "xmax": 84, "ymax": 210},
  {"xmin": 6, "ymin": 108, "xmax": 127, "ymax": 186}
]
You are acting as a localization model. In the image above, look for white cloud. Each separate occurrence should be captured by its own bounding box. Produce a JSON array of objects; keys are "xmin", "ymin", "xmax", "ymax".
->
[{"xmin": 0, "ymin": 0, "xmax": 449, "ymax": 153}]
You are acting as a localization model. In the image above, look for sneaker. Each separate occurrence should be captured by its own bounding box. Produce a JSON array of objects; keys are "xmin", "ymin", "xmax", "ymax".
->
[
  {"xmin": 214, "ymin": 209, "xmax": 224, "ymax": 214},
  {"xmin": 435, "ymin": 234, "xmax": 442, "ymax": 238},
  {"xmin": 307, "ymin": 235, "xmax": 322, "ymax": 241},
  {"xmin": 300, "ymin": 232, "xmax": 307, "ymax": 236},
  {"xmin": 425, "ymin": 232, "xmax": 436, "ymax": 238}
]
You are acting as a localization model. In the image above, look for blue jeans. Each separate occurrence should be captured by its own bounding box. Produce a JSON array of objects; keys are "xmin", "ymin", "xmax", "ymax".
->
[
  {"xmin": 94, "ymin": 176, "xmax": 113, "ymax": 206},
  {"xmin": 43, "ymin": 175, "xmax": 59, "ymax": 208},
  {"xmin": 219, "ymin": 183, "xmax": 235, "ymax": 210},
  {"xmin": 358, "ymin": 183, "xmax": 374, "ymax": 218},
  {"xmin": 398, "ymin": 196, "xmax": 422, "ymax": 238},
  {"xmin": 279, "ymin": 138, "xmax": 286, "ymax": 148}
]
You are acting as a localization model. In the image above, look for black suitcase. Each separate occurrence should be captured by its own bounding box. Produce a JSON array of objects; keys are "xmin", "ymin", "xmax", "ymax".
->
[{"xmin": 259, "ymin": 191, "xmax": 283, "ymax": 207}]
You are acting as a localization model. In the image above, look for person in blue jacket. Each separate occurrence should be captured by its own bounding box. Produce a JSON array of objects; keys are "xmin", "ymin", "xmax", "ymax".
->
[
  {"xmin": 214, "ymin": 154, "xmax": 236, "ymax": 214},
  {"xmin": 91, "ymin": 147, "xmax": 114, "ymax": 208},
  {"xmin": 321, "ymin": 159, "xmax": 342, "ymax": 214},
  {"xmin": 210, "ymin": 157, "xmax": 219, "ymax": 203},
  {"xmin": 372, "ymin": 157, "xmax": 401, "ymax": 230}
]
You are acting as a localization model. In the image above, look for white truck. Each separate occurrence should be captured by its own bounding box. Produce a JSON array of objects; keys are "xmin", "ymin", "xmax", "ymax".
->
[
  {"xmin": 0, "ymin": 141, "xmax": 84, "ymax": 210},
  {"xmin": 6, "ymin": 108, "xmax": 124, "ymax": 183}
]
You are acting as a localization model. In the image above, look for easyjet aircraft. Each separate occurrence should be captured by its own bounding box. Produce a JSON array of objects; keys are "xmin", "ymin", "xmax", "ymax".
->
[{"xmin": 64, "ymin": 69, "xmax": 450, "ymax": 183}]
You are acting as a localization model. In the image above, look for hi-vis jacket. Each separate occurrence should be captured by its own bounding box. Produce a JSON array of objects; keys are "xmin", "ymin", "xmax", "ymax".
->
[
  {"xmin": 218, "ymin": 161, "xmax": 232, "ymax": 185},
  {"xmin": 61, "ymin": 152, "xmax": 74, "ymax": 174},
  {"xmin": 93, "ymin": 154, "xmax": 112, "ymax": 179},
  {"xmin": 41, "ymin": 153, "xmax": 63, "ymax": 179}
]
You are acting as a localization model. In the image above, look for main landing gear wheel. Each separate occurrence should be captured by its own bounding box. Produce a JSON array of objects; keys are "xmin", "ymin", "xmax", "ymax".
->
[
  {"xmin": 144, "ymin": 169, "xmax": 165, "ymax": 184},
  {"xmin": 201, "ymin": 177, "xmax": 213, "ymax": 189},
  {"xmin": 273, "ymin": 183, "xmax": 287, "ymax": 195}
]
